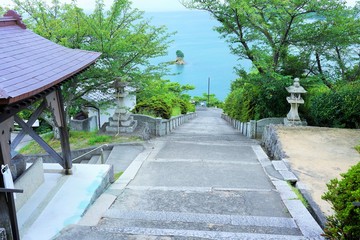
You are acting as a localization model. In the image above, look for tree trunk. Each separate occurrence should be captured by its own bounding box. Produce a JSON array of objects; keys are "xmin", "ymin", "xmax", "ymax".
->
[
  {"xmin": 316, "ymin": 52, "xmax": 332, "ymax": 88},
  {"xmin": 335, "ymin": 46, "xmax": 345, "ymax": 80}
]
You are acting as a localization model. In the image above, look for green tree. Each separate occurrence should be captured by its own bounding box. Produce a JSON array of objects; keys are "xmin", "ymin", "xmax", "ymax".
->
[
  {"xmin": 176, "ymin": 50, "xmax": 185, "ymax": 59},
  {"xmin": 11, "ymin": 0, "xmax": 174, "ymax": 120},
  {"xmin": 182, "ymin": 0, "xmax": 359, "ymax": 82},
  {"xmin": 193, "ymin": 93, "xmax": 223, "ymax": 108}
]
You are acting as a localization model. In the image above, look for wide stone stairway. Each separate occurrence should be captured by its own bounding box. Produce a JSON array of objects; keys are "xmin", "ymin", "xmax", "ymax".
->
[{"xmin": 56, "ymin": 108, "xmax": 323, "ymax": 239}]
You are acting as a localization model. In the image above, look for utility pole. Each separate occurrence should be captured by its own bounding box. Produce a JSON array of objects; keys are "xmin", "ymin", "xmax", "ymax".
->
[{"xmin": 207, "ymin": 77, "xmax": 210, "ymax": 107}]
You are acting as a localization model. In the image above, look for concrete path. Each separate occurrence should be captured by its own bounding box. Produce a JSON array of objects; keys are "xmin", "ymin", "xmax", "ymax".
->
[{"xmin": 56, "ymin": 108, "xmax": 323, "ymax": 239}]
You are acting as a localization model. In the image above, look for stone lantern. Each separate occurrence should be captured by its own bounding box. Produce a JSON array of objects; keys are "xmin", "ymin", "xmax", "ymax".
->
[
  {"xmin": 284, "ymin": 78, "xmax": 307, "ymax": 126},
  {"xmin": 106, "ymin": 78, "xmax": 137, "ymax": 134}
]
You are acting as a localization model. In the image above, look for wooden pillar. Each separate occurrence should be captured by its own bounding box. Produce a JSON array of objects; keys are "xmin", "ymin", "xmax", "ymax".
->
[
  {"xmin": 46, "ymin": 88, "xmax": 72, "ymax": 174},
  {"xmin": 0, "ymin": 116, "xmax": 20, "ymax": 240}
]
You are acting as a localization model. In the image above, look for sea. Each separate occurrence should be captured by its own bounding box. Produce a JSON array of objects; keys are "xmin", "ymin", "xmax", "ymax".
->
[{"xmin": 146, "ymin": 11, "xmax": 252, "ymax": 101}]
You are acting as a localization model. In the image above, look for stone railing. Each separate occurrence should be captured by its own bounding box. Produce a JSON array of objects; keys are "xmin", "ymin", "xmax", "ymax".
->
[
  {"xmin": 221, "ymin": 114, "xmax": 284, "ymax": 139},
  {"xmin": 133, "ymin": 112, "xmax": 197, "ymax": 137}
]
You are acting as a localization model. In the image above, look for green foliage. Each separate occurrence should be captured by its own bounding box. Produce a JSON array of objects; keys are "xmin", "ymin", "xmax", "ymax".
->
[
  {"xmin": 87, "ymin": 134, "xmax": 112, "ymax": 145},
  {"xmin": 322, "ymin": 162, "xmax": 360, "ymax": 239},
  {"xmin": 176, "ymin": 50, "xmax": 185, "ymax": 58},
  {"xmin": 135, "ymin": 78, "xmax": 194, "ymax": 118},
  {"xmin": 183, "ymin": 0, "xmax": 360, "ymax": 85},
  {"xmin": 355, "ymin": 144, "xmax": 360, "ymax": 154},
  {"xmin": 224, "ymin": 73, "xmax": 292, "ymax": 121},
  {"xmin": 134, "ymin": 96, "xmax": 173, "ymax": 119},
  {"xmin": 192, "ymin": 93, "xmax": 223, "ymax": 108},
  {"xmin": 11, "ymin": 0, "xmax": 174, "ymax": 121},
  {"xmin": 179, "ymin": 99, "xmax": 192, "ymax": 114},
  {"xmin": 307, "ymin": 81, "xmax": 360, "ymax": 128},
  {"xmin": 114, "ymin": 171, "xmax": 124, "ymax": 181}
]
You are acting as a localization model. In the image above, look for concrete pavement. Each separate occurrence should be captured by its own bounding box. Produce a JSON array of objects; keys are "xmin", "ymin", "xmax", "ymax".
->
[{"xmin": 56, "ymin": 108, "xmax": 323, "ymax": 239}]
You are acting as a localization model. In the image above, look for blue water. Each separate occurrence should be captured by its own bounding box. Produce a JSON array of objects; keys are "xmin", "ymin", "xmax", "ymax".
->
[{"xmin": 146, "ymin": 11, "xmax": 251, "ymax": 101}]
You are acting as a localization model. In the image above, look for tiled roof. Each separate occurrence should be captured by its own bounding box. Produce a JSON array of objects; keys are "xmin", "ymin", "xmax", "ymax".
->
[{"xmin": 0, "ymin": 10, "xmax": 101, "ymax": 105}]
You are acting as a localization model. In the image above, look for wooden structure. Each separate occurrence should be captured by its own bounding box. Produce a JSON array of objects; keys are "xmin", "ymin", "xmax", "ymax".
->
[{"xmin": 0, "ymin": 10, "xmax": 101, "ymax": 239}]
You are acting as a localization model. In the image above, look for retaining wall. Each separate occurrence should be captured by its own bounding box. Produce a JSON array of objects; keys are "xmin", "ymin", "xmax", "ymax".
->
[{"xmin": 132, "ymin": 112, "xmax": 197, "ymax": 137}]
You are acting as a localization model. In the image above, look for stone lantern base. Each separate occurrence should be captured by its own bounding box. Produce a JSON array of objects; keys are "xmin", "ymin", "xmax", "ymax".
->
[
  {"xmin": 284, "ymin": 118, "xmax": 307, "ymax": 127},
  {"xmin": 106, "ymin": 108, "xmax": 138, "ymax": 134}
]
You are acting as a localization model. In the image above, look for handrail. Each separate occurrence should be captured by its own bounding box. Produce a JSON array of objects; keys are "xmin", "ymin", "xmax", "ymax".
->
[
  {"xmin": 72, "ymin": 144, "xmax": 109, "ymax": 163},
  {"xmin": 0, "ymin": 188, "xmax": 23, "ymax": 193}
]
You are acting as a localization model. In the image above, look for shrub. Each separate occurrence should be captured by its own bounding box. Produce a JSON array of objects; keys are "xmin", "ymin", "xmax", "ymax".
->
[
  {"xmin": 307, "ymin": 81, "xmax": 360, "ymax": 128},
  {"xmin": 179, "ymin": 99, "xmax": 189, "ymax": 114},
  {"xmin": 223, "ymin": 73, "xmax": 292, "ymax": 121},
  {"xmin": 133, "ymin": 96, "xmax": 172, "ymax": 119},
  {"xmin": 322, "ymin": 162, "xmax": 360, "ymax": 239}
]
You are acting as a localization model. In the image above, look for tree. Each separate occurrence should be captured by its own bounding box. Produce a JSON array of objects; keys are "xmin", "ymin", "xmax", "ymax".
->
[
  {"xmin": 193, "ymin": 93, "xmax": 222, "ymax": 108},
  {"xmin": 176, "ymin": 50, "xmax": 185, "ymax": 59},
  {"xmin": 12, "ymin": 0, "xmax": 174, "ymax": 121},
  {"xmin": 295, "ymin": 3, "xmax": 360, "ymax": 83},
  {"xmin": 181, "ymin": 0, "xmax": 359, "ymax": 83}
]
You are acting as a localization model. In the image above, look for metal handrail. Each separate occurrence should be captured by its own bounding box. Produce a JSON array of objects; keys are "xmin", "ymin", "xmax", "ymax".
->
[{"xmin": 72, "ymin": 144, "xmax": 109, "ymax": 163}]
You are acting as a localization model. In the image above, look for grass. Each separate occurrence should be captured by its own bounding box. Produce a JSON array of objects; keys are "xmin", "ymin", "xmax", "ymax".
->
[
  {"xmin": 19, "ymin": 131, "xmax": 141, "ymax": 155},
  {"xmin": 287, "ymin": 181, "xmax": 310, "ymax": 208},
  {"xmin": 355, "ymin": 143, "xmax": 360, "ymax": 154},
  {"xmin": 114, "ymin": 171, "xmax": 124, "ymax": 181}
]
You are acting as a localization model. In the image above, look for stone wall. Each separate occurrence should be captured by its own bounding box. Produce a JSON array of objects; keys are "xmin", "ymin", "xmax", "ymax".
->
[
  {"xmin": 69, "ymin": 116, "xmax": 98, "ymax": 132},
  {"xmin": 261, "ymin": 125, "xmax": 288, "ymax": 160},
  {"xmin": 132, "ymin": 112, "xmax": 197, "ymax": 137}
]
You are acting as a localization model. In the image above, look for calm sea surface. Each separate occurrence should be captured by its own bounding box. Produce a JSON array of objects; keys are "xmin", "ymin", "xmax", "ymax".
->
[{"xmin": 146, "ymin": 11, "xmax": 251, "ymax": 101}]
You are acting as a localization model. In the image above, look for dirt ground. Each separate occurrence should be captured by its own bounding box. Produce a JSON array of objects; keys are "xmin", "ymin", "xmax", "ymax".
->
[{"xmin": 275, "ymin": 126, "xmax": 360, "ymax": 216}]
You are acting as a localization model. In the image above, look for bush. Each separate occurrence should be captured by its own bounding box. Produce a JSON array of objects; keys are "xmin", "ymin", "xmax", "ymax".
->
[
  {"xmin": 223, "ymin": 73, "xmax": 292, "ymax": 121},
  {"xmin": 133, "ymin": 96, "xmax": 172, "ymax": 119},
  {"xmin": 307, "ymin": 81, "xmax": 360, "ymax": 128},
  {"xmin": 322, "ymin": 162, "xmax": 360, "ymax": 239}
]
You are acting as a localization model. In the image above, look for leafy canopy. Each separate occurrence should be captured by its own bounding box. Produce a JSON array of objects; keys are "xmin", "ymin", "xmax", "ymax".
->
[{"xmin": 11, "ymin": 0, "xmax": 175, "ymax": 118}]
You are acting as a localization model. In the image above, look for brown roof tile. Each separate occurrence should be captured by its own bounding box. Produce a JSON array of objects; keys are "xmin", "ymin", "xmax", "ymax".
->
[{"xmin": 0, "ymin": 10, "xmax": 101, "ymax": 105}]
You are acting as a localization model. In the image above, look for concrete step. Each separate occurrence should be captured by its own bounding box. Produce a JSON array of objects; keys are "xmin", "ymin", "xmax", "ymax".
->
[
  {"xmin": 110, "ymin": 189, "xmax": 289, "ymax": 218},
  {"xmin": 92, "ymin": 207, "xmax": 305, "ymax": 239},
  {"xmin": 17, "ymin": 166, "xmax": 67, "ymax": 237},
  {"xmin": 102, "ymin": 150, "xmax": 112, "ymax": 163},
  {"xmin": 57, "ymin": 224, "xmax": 306, "ymax": 240},
  {"xmin": 80, "ymin": 160, "xmax": 89, "ymax": 164},
  {"xmin": 19, "ymin": 164, "xmax": 113, "ymax": 239},
  {"xmin": 88, "ymin": 154, "xmax": 101, "ymax": 164}
]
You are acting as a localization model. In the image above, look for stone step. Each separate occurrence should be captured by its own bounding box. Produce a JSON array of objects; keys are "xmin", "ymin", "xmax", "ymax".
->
[
  {"xmin": 102, "ymin": 150, "xmax": 112, "ymax": 163},
  {"xmin": 110, "ymin": 189, "xmax": 289, "ymax": 218},
  {"xmin": 56, "ymin": 224, "xmax": 306, "ymax": 240},
  {"xmin": 88, "ymin": 155, "xmax": 101, "ymax": 164},
  {"xmin": 97, "ymin": 210, "xmax": 303, "ymax": 238}
]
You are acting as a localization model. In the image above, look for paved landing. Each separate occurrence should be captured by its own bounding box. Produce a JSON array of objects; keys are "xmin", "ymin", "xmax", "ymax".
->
[{"xmin": 56, "ymin": 108, "xmax": 323, "ymax": 239}]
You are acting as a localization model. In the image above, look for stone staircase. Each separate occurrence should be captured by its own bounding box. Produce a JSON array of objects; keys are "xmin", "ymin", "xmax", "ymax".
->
[
  {"xmin": 70, "ymin": 146, "xmax": 113, "ymax": 165},
  {"xmin": 78, "ymin": 149, "xmax": 112, "ymax": 164}
]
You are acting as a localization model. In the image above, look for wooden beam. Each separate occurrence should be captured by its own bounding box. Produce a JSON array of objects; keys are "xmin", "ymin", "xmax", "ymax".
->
[
  {"xmin": 14, "ymin": 115, "xmax": 65, "ymax": 168},
  {"xmin": 11, "ymin": 100, "xmax": 47, "ymax": 153}
]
